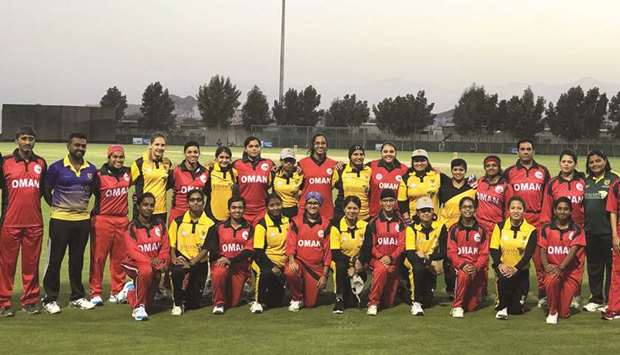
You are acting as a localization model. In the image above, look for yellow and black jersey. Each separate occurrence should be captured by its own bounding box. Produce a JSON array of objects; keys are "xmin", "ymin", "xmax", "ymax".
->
[
  {"xmin": 131, "ymin": 152, "xmax": 172, "ymax": 215},
  {"xmin": 332, "ymin": 164, "xmax": 372, "ymax": 220},
  {"xmin": 438, "ymin": 174, "xmax": 476, "ymax": 228},
  {"xmin": 205, "ymin": 162, "xmax": 237, "ymax": 222},
  {"xmin": 404, "ymin": 218, "xmax": 447, "ymax": 269},
  {"xmin": 168, "ymin": 211, "xmax": 216, "ymax": 259},
  {"xmin": 398, "ymin": 169, "xmax": 441, "ymax": 216},
  {"xmin": 330, "ymin": 217, "xmax": 368, "ymax": 262},
  {"xmin": 253, "ymin": 213, "xmax": 289, "ymax": 268},
  {"xmin": 272, "ymin": 169, "xmax": 303, "ymax": 208},
  {"xmin": 490, "ymin": 219, "xmax": 537, "ymax": 270}
]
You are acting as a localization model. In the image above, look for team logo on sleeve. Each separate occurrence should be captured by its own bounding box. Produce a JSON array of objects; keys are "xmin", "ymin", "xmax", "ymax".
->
[
  {"xmin": 317, "ymin": 230, "xmax": 325, "ymax": 238},
  {"xmin": 123, "ymin": 173, "xmax": 130, "ymax": 182},
  {"xmin": 534, "ymin": 171, "xmax": 544, "ymax": 180},
  {"xmin": 395, "ymin": 175, "xmax": 403, "ymax": 182},
  {"xmin": 375, "ymin": 173, "xmax": 383, "ymax": 181},
  {"xmin": 33, "ymin": 164, "xmax": 42, "ymax": 174},
  {"xmin": 326, "ymin": 168, "xmax": 333, "ymax": 175},
  {"xmin": 242, "ymin": 230, "xmax": 249, "ymax": 240},
  {"xmin": 495, "ymin": 185, "xmax": 504, "ymax": 193},
  {"xmin": 473, "ymin": 233, "xmax": 481, "ymax": 242},
  {"xmin": 260, "ymin": 163, "xmax": 269, "ymax": 172},
  {"xmin": 154, "ymin": 226, "xmax": 162, "ymax": 237},
  {"xmin": 576, "ymin": 183, "xmax": 584, "ymax": 191},
  {"xmin": 87, "ymin": 173, "xmax": 93, "ymax": 180},
  {"xmin": 394, "ymin": 224, "xmax": 400, "ymax": 232},
  {"xmin": 200, "ymin": 174, "xmax": 208, "ymax": 183}
]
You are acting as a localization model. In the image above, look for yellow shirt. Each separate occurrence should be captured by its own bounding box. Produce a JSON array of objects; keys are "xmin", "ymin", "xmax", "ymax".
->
[
  {"xmin": 405, "ymin": 219, "xmax": 447, "ymax": 255},
  {"xmin": 168, "ymin": 211, "xmax": 215, "ymax": 259},
  {"xmin": 330, "ymin": 217, "xmax": 368, "ymax": 260},
  {"xmin": 131, "ymin": 151, "xmax": 172, "ymax": 215},
  {"xmin": 206, "ymin": 162, "xmax": 237, "ymax": 222},
  {"xmin": 490, "ymin": 219, "xmax": 536, "ymax": 268},
  {"xmin": 398, "ymin": 170, "xmax": 441, "ymax": 215},
  {"xmin": 273, "ymin": 169, "xmax": 303, "ymax": 208},
  {"xmin": 253, "ymin": 214, "xmax": 289, "ymax": 267},
  {"xmin": 332, "ymin": 164, "xmax": 372, "ymax": 220}
]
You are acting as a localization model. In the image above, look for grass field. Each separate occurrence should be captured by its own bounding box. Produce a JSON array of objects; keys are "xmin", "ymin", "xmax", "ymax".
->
[{"xmin": 0, "ymin": 142, "xmax": 619, "ymax": 355}]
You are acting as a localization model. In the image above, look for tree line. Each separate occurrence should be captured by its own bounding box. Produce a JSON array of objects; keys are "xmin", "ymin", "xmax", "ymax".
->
[{"xmin": 100, "ymin": 77, "xmax": 620, "ymax": 139}]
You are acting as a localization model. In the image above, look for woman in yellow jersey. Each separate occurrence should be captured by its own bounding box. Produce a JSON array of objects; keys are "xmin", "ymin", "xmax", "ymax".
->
[
  {"xmin": 490, "ymin": 196, "xmax": 537, "ymax": 320},
  {"xmin": 404, "ymin": 197, "xmax": 448, "ymax": 316},
  {"xmin": 131, "ymin": 133, "xmax": 172, "ymax": 224},
  {"xmin": 333, "ymin": 145, "xmax": 372, "ymax": 221},
  {"xmin": 398, "ymin": 149, "xmax": 441, "ymax": 222},
  {"xmin": 272, "ymin": 148, "xmax": 303, "ymax": 218},
  {"xmin": 330, "ymin": 196, "xmax": 367, "ymax": 314},
  {"xmin": 205, "ymin": 146, "xmax": 237, "ymax": 222},
  {"xmin": 438, "ymin": 158, "xmax": 477, "ymax": 228},
  {"xmin": 251, "ymin": 193, "xmax": 289, "ymax": 313}
]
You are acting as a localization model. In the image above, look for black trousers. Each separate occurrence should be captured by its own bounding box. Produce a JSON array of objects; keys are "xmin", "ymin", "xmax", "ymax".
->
[
  {"xmin": 43, "ymin": 219, "xmax": 91, "ymax": 303},
  {"xmin": 254, "ymin": 265, "xmax": 285, "ymax": 308},
  {"xmin": 413, "ymin": 264, "xmax": 437, "ymax": 307},
  {"xmin": 170, "ymin": 262, "xmax": 208, "ymax": 309},
  {"xmin": 443, "ymin": 259, "xmax": 455, "ymax": 294},
  {"xmin": 334, "ymin": 259, "xmax": 367, "ymax": 307},
  {"xmin": 496, "ymin": 269, "xmax": 529, "ymax": 314},
  {"xmin": 586, "ymin": 233, "xmax": 612, "ymax": 304}
]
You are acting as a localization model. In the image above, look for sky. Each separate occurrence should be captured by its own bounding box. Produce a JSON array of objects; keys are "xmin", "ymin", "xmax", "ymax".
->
[{"xmin": 2, "ymin": 0, "xmax": 620, "ymax": 112}]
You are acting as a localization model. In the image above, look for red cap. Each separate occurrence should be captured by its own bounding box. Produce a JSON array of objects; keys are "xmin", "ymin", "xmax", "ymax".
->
[{"xmin": 107, "ymin": 144, "xmax": 124, "ymax": 157}]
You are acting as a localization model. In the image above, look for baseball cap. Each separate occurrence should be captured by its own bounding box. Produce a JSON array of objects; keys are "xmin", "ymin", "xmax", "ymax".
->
[
  {"xmin": 412, "ymin": 149, "xmax": 429, "ymax": 159},
  {"xmin": 380, "ymin": 189, "xmax": 397, "ymax": 200},
  {"xmin": 280, "ymin": 148, "xmax": 296, "ymax": 160},
  {"xmin": 416, "ymin": 196, "xmax": 434, "ymax": 210}
]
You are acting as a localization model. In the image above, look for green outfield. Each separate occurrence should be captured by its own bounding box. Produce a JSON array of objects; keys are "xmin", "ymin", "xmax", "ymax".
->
[{"xmin": 0, "ymin": 142, "xmax": 618, "ymax": 355}]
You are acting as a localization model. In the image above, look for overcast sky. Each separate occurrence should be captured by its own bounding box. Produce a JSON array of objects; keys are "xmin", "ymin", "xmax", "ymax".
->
[{"xmin": 2, "ymin": 0, "xmax": 619, "ymax": 111}]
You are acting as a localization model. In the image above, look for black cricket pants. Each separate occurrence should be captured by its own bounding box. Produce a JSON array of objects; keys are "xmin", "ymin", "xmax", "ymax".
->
[
  {"xmin": 170, "ymin": 262, "xmax": 208, "ymax": 309},
  {"xmin": 496, "ymin": 269, "xmax": 529, "ymax": 314},
  {"xmin": 413, "ymin": 264, "xmax": 437, "ymax": 307},
  {"xmin": 586, "ymin": 233, "xmax": 612, "ymax": 304},
  {"xmin": 254, "ymin": 265, "xmax": 285, "ymax": 308}
]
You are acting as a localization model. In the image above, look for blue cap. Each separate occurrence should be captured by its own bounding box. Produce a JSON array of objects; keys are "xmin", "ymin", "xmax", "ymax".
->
[{"xmin": 305, "ymin": 191, "xmax": 323, "ymax": 205}]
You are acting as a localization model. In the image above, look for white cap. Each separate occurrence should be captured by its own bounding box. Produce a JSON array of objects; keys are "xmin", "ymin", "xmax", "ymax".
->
[
  {"xmin": 416, "ymin": 196, "xmax": 434, "ymax": 210},
  {"xmin": 412, "ymin": 149, "xmax": 429, "ymax": 159},
  {"xmin": 280, "ymin": 148, "xmax": 296, "ymax": 160}
]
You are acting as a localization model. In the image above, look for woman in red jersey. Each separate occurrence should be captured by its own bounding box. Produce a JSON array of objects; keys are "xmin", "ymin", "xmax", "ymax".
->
[
  {"xmin": 167, "ymin": 141, "xmax": 209, "ymax": 224},
  {"xmin": 298, "ymin": 133, "xmax": 338, "ymax": 219},
  {"xmin": 368, "ymin": 143, "xmax": 408, "ymax": 218}
]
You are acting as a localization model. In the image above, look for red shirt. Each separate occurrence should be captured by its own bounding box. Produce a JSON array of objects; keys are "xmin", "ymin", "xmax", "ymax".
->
[
  {"xmin": 447, "ymin": 220, "xmax": 489, "ymax": 270},
  {"xmin": 206, "ymin": 219, "xmax": 254, "ymax": 262},
  {"xmin": 540, "ymin": 174, "xmax": 586, "ymax": 226},
  {"xmin": 606, "ymin": 180, "xmax": 620, "ymax": 228},
  {"xmin": 504, "ymin": 160, "xmax": 550, "ymax": 227},
  {"xmin": 286, "ymin": 214, "xmax": 331, "ymax": 267},
  {"xmin": 359, "ymin": 213, "xmax": 405, "ymax": 263},
  {"xmin": 0, "ymin": 150, "xmax": 47, "ymax": 227},
  {"xmin": 475, "ymin": 176, "xmax": 508, "ymax": 234},
  {"xmin": 92, "ymin": 164, "xmax": 131, "ymax": 217},
  {"xmin": 168, "ymin": 161, "xmax": 209, "ymax": 213},
  {"xmin": 298, "ymin": 156, "xmax": 338, "ymax": 218},
  {"xmin": 368, "ymin": 159, "xmax": 408, "ymax": 217},
  {"xmin": 538, "ymin": 222, "xmax": 586, "ymax": 270},
  {"xmin": 233, "ymin": 158, "xmax": 273, "ymax": 219},
  {"xmin": 123, "ymin": 220, "xmax": 170, "ymax": 269}
]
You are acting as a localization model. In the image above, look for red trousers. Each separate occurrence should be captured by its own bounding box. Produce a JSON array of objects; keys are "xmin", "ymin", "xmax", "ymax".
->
[
  {"xmin": 0, "ymin": 225, "xmax": 43, "ymax": 307},
  {"xmin": 211, "ymin": 262, "xmax": 250, "ymax": 308},
  {"xmin": 284, "ymin": 261, "xmax": 324, "ymax": 308},
  {"xmin": 453, "ymin": 269, "xmax": 486, "ymax": 311},
  {"xmin": 89, "ymin": 215, "xmax": 128, "ymax": 297},
  {"xmin": 545, "ymin": 269, "xmax": 581, "ymax": 318},
  {"xmin": 368, "ymin": 259, "xmax": 399, "ymax": 308},
  {"xmin": 122, "ymin": 260, "xmax": 160, "ymax": 309},
  {"xmin": 533, "ymin": 247, "xmax": 546, "ymax": 297},
  {"xmin": 606, "ymin": 250, "xmax": 620, "ymax": 313}
]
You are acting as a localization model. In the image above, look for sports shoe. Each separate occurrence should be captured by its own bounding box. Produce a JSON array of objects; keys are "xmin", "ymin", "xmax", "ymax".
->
[
  {"xmin": 570, "ymin": 296, "xmax": 581, "ymax": 310},
  {"xmin": 132, "ymin": 305, "xmax": 148, "ymax": 321},
  {"xmin": 583, "ymin": 302, "xmax": 602, "ymax": 313},
  {"xmin": 22, "ymin": 304, "xmax": 41, "ymax": 315},
  {"xmin": 108, "ymin": 294, "xmax": 119, "ymax": 304},
  {"xmin": 602, "ymin": 311, "xmax": 620, "ymax": 320},
  {"xmin": 537, "ymin": 297, "xmax": 547, "ymax": 308},
  {"xmin": 332, "ymin": 298, "xmax": 344, "ymax": 315},
  {"xmin": 366, "ymin": 305, "xmax": 378, "ymax": 316},
  {"xmin": 250, "ymin": 302, "xmax": 264, "ymax": 314},
  {"xmin": 451, "ymin": 307, "xmax": 464, "ymax": 318},
  {"xmin": 116, "ymin": 281, "xmax": 134, "ymax": 304},
  {"xmin": 70, "ymin": 298, "xmax": 96, "ymax": 310},
  {"xmin": 212, "ymin": 305, "xmax": 225, "ymax": 315},
  {"xmin": 288, "ymin": 300, "xmax": 302, "ymax": 312},
  {"xmin": 0, "ymin": 307, "xmax": 15, "ymax": 318},
  {"xmin": 90, "ymin": 296, "xmax": 104, "ymax": 306},
  {"xmin": 495, "ymin": 308, "xmax": 508, "ymax": 320},
  {"xmin": 43, "ymin": 301, "xmax": 61, "ymax": 315},
  {"xmin": 546, "ymin": 312, "xmax": 558, "ymax": 325},
  {"xmin": 171, "ymin": 305, "xmax": 184, "ymax": 316},
  {"xmin": 410, "ymin": 302, "xmax": 424, "ymax": 316},
  {"xmin": 599, "ymin": 305, "xmax": 608, "ymax": 313}
]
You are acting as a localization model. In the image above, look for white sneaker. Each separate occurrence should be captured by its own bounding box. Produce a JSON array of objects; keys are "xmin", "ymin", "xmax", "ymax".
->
[
  {"xmin": 583, "ymin": 302, "xmax": 603, "ymax": 313},
  {"xmin": 90, "ymin": 296, "xmax": 104, "ymax": 306},
  {"xmin": 495, "ymin": 308, "xmax": 509, "ymax": 320},
  {"xmin": 132, "ymin": 305, "xmax": 148, "ymax": 321},
  {"xmin": 537, "ymin": 297, "xmax": 547, "ymax": 308},
  {"xmin": 171, "ymin": 305, "xmax": 184, "ymax": 316},
  {"xmin": 212, "ymin": 305, "xmax": 225, "ymax": 315},
  {"xmin": 600, "ymin": 305, "xmax": 608, "ymax": 313},
  {"xmin": 250, "ymin": 302, "xmax": 263, "ymax": 314},
  {"xmin": 116, "ymin": 281, "xmax": 134, "ymax": 304},
  {"xmin": 70, "ymin": 298, "xmax": 96, "ymax": 310},
  {"xmin": 108, "ymin": 294, "xmax": 119, "ymax": 304},
  {"xmin": 546, "ymin": 312, "xmax": 558, "ymax": 325},
  {"xmin": 366, "ymin": 305, "xmax": 378, "ymax": 316},
  {"xmin": 410, "ymin": 302, "xmax": 424, "ymax": 316},
  {"xmin": 43, "ymin": 301, "xmax": 61, "ymax": 315},
  {"xmin": 288, "ymin": 300, "xmax": 302, "ymax": 312},
  {"xmin": 570, "ymin": 296, "xmax": 581, "ymax": 310},
  {"xmin": 451, "ymin": 307, "xmax": 464, "ymax": 318}
]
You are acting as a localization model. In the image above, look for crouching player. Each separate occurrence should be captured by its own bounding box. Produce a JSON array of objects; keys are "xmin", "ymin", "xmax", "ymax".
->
[
  {"xmin": 359, "ymin": 189, "xmax": 405, "ymax": 316},
  {"xmin": 121, "ymin": 193, "xmax": 170, "ymax": 321},
  {"xmin": 447, "ymin": 197, "xmax": 489, "ymax": 318},
  {"xmin": 284, "ymin": 192, "xmax": 331, "ymax": 312},
  {"xmin": 539, "ymin": 197, "xmax": 586, "ymax": 324}
]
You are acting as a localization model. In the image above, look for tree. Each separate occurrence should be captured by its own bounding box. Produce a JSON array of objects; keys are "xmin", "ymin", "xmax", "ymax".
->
[
  {"xmin": 139, "ymin": 82, "xmax": 176, "ymax": 130},
  {"xmin": 325, "ymin": 94, "xmax": 369, "ymax": 127},
  {"xmin": 100, "ymin": 86, "xmax": 128, "ymax": 121},
  {"xmin": 609, "ymin": 91, "xmax": 620, "ymax": 137},
  {"xmin": 241, "ymin": 85, "xmax": 270, "ymax": 129},
  {"xmin": 546, "ymin": 86, "xmax": 607, "ymax": 140},
  {"xmin": 504, "ymin": 87, "xmax": 546, "ymax": 139},
  {"xmin": 452, "ymin": 84, "xmax": 498, "ymax": 134},
  {"xmin": 273, "ymin": 85, "xmax": 323, "ymax": 126},
  {"xmin": 372, "ymin": 91, "xmax": 436, "ymax": 137},
  {"xmin": 197, "ymin": 75, "xmax": 241, "ymax": 128}
]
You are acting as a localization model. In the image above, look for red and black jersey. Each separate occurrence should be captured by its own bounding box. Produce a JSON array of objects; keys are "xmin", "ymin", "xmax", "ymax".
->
[
  {"xmin": 475, "ymin": 175, "xmax": 508, "ymax": 234},
  {"xmin": 167, "ymin": 161, "xmax": 209, "ymax": 212},
  {"xmin": 0, "ymin": 149, "xmax": 47, "ymax": 227},
  {"xmin": 92, "ymin": 164, "xmax": 131, "ymax": 217},
  {"xmin": 446, "ymin": 220, "xmax": 489, "ymax": 270},
  {"xmin": 538, "ymin": 222, "xmax": 586, "ymax": 270},
  {"xmin": 359, "ymin": 212, "xmax": 405, "ymax": 263},
  {"xmin": 204, "ymin": 218, "xmax": 254, "ymax": 263},
  {"xmin": 503, "ymin": 160, "xmax": 550, "ymax": 226},
  {"xmin": 298, "ymin": 156, "xmax": 338, "ymax": 218},
  {"xmin": 606, "ymin": 179, "xmax": 620, "ymax": 228},
  {"xmin": 540, "ymin": 173, "xmax": 586, "ymax": 226},
  {"xmin": 232, "ymin": 158, "xmax": 273, "ymax": 218},
  {"xmin": 368, "ymin": 159, "xmax": 408, "ymax": 217},
  {"xmin": 123, "ymin": 219, "xmax": 170, "ymax": 266},
  {"xmin": 286, "ymin": 214, "xmax": 331, "ymax": 267}
]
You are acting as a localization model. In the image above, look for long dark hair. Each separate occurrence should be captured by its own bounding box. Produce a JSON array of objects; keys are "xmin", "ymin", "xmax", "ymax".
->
[{"xmin": 586, "ymin": 149, "xmax": 612, "ymax": 176}]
